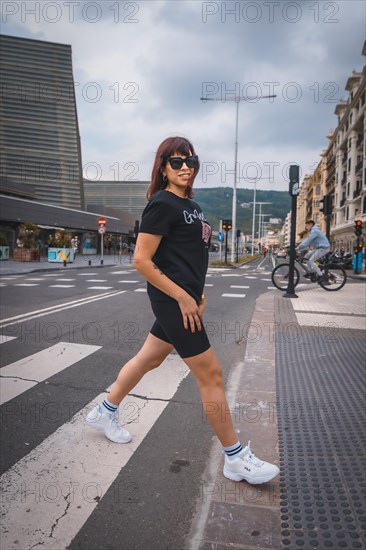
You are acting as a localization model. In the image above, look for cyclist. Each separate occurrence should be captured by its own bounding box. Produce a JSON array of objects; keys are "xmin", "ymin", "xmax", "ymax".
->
[{"xmin": 298, "ymin": 220, "xmax": 330, "ymax": 282}]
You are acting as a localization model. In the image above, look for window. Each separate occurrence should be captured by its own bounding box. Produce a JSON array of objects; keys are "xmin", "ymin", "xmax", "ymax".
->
[
  {"xmin": 348, "ymin": 158, "xmax": 351, "ymax": 172},
  {"xmin": 315, "ymin": 185, "xmax": 321, "ymax": 195}
]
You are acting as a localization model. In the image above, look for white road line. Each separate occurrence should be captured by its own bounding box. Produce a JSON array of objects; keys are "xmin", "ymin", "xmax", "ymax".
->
[
  {"xmin": 267, "ymin": 286, "xmax": 277, "ymax": 290},
  {"xmin": 25, "ymin": 278, "xmax": 45, "ymax": 281},
  {"xmin": 221, "ymin": 274, "xmax": 243, "ymax": 277},
  {"xmin": 109, "ymin": 270, "xmax": 134, "ymax": 274},
  {"xmin": 49, "ymin": 285, "xmax": 76, "ymax": 288},
  {"xmin": 0, "ymin": 342, "xmax": 101, "ymax": 405},
  {"xmin": 54, "ymin": 278, "xmax": 76, "ymax": 281},
  {"xmin": 0, "ymin": 290, "xmax": 127, "ymax": 329},
  {"xmin": 77, "ymin": 273, "xmax": 98, "ymax": 276},
  {"xmin": 87, "ymin": 286, "xmax": 114, "ymax": 290},
  {"xmin": 86, "ymin": 279, "xmax": 107, "ymax": 282},
  {"xmin": 204, "ymin": 283, "xmax": 214, "ymax": 287},
  {"xmin": 260, "ymin": 278, "xmax": 272, "ymax": 281},
  {"xmin": 14, "ymin": 283, "xmax": 40, "ymax": 287},
  {"xmin": 0, "ymin": 283, "xmax": 6, "ymax": 287},
  {"xmin": 0, "ymin": 276, "xmax": 23, "ymax": 279},
  {"xmin": 222, "ymin": 293, "xmax": 246, "ymax": 298},
  {"xmin": 42, "ymin": 273, "xmax": 67, "ymax": 277},
  {"xmin": 118, "ymin": 280, "xmax": 138, "ymax": 283},
  {"xmin": 0, "ymin": 335, "xmax": 17, "ymax": 344},
  {"xmin": 230, "ymin": 285, "xmax": 249, "ymax": 289},
  {"xmin": 134, "ymin": 288, "xmax": 147, "ymax": 292},
  {"xmin": 0, "ymin": 355, "xmax": 189, "ymax": 550},
  {"xmin": 244, "ymin": 276, "xmax": 257, "ymax": 279}
]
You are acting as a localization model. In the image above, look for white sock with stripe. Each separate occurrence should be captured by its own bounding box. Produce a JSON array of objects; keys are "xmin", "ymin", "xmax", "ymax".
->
[
  {"xmin": 224, "ymin": 441, "xmax": 243, "ymax": 460},
  {"xmin": 101, "ymin": 398, "xmax": 118, "ymax": 414}
]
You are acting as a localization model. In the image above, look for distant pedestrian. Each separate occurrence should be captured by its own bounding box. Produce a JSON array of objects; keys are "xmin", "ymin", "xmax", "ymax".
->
[{"xmin": 86, "ymin": 136, "xmax": 279, "ymax": 485}]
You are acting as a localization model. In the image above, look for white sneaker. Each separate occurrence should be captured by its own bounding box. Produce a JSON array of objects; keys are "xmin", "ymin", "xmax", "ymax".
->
[
  {"xmin": 86, "ymin": 405, "xmax": 132, "ymax": 444},
  {"xmin": 223, "ymin": 441, "xmax": 279, "ymax": 484}
]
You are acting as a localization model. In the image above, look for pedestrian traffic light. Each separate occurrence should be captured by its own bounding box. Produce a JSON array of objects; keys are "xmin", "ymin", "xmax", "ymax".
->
[
  {"xmin": 319, "ymin": 194, "xmax": 333, "ymax": 216},
  {"xmin": 354, "ymin": 220, "xmax": 363, "ymax": 236},
  {"xmin": 222, "ymin": 219, "xmax": 232, "ymax": 231}
]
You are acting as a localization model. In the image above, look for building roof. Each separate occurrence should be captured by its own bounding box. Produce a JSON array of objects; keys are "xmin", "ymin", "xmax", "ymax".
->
[{"xmin": 0, "ymin": 194, "xmax": 132, "ymax": 234}]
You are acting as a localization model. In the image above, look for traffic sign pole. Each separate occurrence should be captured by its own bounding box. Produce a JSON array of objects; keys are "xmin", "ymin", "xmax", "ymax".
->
[
  {"xmin": 98, "ymin": 218, "xmax": 107, "ymax": 265},
  {"xmin": 284, "ymin": 165, "xmax": 300, "ymax": 298}
]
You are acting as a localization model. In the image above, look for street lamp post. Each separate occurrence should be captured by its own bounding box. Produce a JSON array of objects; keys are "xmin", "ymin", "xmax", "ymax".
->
[
  {"xmin": 200, "ymin": 93, "xmax": 276, "ymax": 262},
  {"xmin": 256, "ymin": 202, "xmax": 272, "ymax": 245}
]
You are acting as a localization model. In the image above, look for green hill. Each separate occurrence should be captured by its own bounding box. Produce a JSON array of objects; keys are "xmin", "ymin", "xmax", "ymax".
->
[{"xmin": 193, "ymin": 187, "xmax": 290, "ymax": 233}]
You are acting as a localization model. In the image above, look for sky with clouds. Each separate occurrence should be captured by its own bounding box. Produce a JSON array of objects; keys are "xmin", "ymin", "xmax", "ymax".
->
[{"xmin": 2, "ymin": 0, "xmax": 365, "ymax": 191}]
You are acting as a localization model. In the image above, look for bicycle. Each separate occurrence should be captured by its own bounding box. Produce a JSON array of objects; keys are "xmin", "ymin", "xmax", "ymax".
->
[{"xmin": 271, "ymin": 252, "xmax": 347, "ymax": 291}]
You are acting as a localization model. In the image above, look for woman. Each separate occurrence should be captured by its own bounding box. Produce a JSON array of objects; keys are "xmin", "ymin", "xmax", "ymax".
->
[{"xmin": 86, "ymin": 136, "xmax": 279, "ymax": 484}]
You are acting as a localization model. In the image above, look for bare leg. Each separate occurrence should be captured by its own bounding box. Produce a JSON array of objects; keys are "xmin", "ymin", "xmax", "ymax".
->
[
  {"xmin": 108, "ymin": 333, "xmax": 174, "ymax": 405},
  {"xmin": 184, "ymin": 347, "xmax": 237, "ymax": 448}
]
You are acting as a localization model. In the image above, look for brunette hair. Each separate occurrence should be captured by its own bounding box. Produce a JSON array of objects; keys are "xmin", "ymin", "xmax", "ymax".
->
[{"xmin": 147, "ymin": 136, "xmax": 200, "ymax": 199}]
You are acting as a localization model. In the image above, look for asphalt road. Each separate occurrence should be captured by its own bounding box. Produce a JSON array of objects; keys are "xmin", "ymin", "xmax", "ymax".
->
[{"xmin": 0, "ymin": 255, "xmax": 300, "ymax": 549}]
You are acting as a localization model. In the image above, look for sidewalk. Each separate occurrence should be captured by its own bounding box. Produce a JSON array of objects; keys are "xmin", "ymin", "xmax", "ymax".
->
[{"xmin": 189, "ymin": 283, "xmax": 366, "ymax": 550}]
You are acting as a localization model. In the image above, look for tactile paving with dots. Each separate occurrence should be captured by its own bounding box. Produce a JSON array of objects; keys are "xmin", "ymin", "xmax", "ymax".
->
[{"xmin": 275, "ymin": 327, "xmax": 366, "ymax": 549}]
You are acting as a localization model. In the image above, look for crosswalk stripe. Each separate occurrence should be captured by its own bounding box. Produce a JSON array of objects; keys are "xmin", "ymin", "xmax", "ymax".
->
[
  {"xmin": 14, "ymin": 283, "xmax": 39, "ymax": 287},
  {"xmin": 0, "ymin": 335, "xmax": 17, "ymax": 344},
  {"xmin": 0, "ymin": 342, "xmax": 101, "ymax": 405},
  {"xmin": 230, "ymin": 285, "xmax": 249, "ymax": 289},
  {"xmin": 109, "ymin": 271, "xmax": 134, "ymax": 274},
  {"xmin": 49, "ymin": 284, "xmax": 75, "ymax": 288},
  {"xmin": 222, "ymin": 293, "xmax": 246, "ymax": 298},
  {"xmin": 0, "ymin": 354, "xmax": 189, "ymax": 550}
]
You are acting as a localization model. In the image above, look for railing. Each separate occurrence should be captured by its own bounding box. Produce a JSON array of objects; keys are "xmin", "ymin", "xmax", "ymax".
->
[
  {"xmin": 355, "ymin": 160, "xmax": 363, "ymax": 173},
  {"xmin": 356, "ymin": 135, "xmax": 364, "ymax": 148}
]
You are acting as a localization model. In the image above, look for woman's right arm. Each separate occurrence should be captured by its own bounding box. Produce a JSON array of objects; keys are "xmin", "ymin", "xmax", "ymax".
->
[{"xmin": 133, "ymin": 232, "xmax": 203, "ymax": 333}]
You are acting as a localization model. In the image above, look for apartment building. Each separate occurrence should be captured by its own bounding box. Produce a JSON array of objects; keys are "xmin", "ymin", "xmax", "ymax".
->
[
  {"xmin": 290, "ymin": 42, "xmax": 365, "ymax": 252},
  {"xmin": 331, "ymin": 55, "xmax": 366, "ymax": 250}
]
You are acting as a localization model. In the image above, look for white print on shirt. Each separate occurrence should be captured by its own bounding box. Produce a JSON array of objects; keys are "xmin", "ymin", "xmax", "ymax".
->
[
  {"xmin": 201, "ymin": 221, "xmax": 211, "ymax": 244},
  {"xmin": 183, "ymin": 209, "xmax": 206, "ymax": 224}
]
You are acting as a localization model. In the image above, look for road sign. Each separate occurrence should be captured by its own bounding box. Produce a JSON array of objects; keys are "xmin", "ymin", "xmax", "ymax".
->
[
  {"xmin": 98, "ymin": 217, "xmax": 107, "ymax": 226},
  {"xmin": 217, "ymin": 231, "xmax": 224, "ymax": 242},
  {"xmin": 98, "ymin": 225, "xmax": 106, "ymax": 235}
]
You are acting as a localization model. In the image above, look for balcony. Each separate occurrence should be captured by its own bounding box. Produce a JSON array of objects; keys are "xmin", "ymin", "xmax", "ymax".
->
[
  {"xmin": 340, "ymin": 198, "xmax": 346, "ymax": 207},
  {"xmin": 355, "ymin": 159, "xmax": 363, "ymax": 173},
  {"xmin": 342, "ymin": 153, "xmax": 347, "ymax": 164},
  {"xmin": 356, "ymin": 135, "xmax": 364, "ymax": 148},
  {"xmin": 341, "ymin": 175, "xmax": 347, "ymax": 185},
  {"xmin": 353, "ymin": 187, "xmax": 362, "ymax": 199}
]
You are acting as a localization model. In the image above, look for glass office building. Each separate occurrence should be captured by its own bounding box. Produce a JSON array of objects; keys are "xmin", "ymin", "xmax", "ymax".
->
[{"xmin": 0, "ymin": 34, "xmax": 85, "ymax": 209}]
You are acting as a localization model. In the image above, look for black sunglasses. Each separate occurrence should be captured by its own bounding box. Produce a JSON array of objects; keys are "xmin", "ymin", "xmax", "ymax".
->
[{"xmin": 166, "ymin": 155, "xmax": 199, "ymax": 170}]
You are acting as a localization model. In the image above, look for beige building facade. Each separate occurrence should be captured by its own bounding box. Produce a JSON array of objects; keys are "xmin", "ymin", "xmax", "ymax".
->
[{"xmin": 287, "ymin": 42, "xmax": 365, "ymax": 252}]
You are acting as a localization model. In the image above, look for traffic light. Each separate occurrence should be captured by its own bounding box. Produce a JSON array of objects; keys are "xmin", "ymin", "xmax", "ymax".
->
[
  {"xmin": 354, "ymin": 220, "xmax": 363, "ymax": 236},
  {"xmin": 319, "ymin": 194, "xmax": 333, "ymax": 216},
  {"xmin": 222, "ymin": 219, "xmax": 232, "ymax": 231}
]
